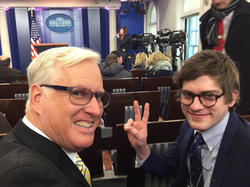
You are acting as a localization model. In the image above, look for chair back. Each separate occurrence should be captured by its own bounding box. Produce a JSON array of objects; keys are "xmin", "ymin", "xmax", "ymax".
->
[
  {"xmin": 104, "ymin": 90, "xmax": 161, "ymax": 150},
  {"xmin": 143, "ymin": 77, "xmax": 178, "ymax": 91},
  {"xmin": 17, "ymin": 75, "xmax": 28, "ymax": 82},
  {"xmin": 166, "ymin": 90, "xmax": 185, "ymax": 120},
  {"xmin": 103, "ymin": 77, "xmax": 139, "ymax": 93},
  {"xmin": 2, "ymin": 75, "xmax": 13, "ymax": 83},
  {"xmin": 0, "ymin": 98, "xmax": 26, "ymax": 128},
  {"xmin": 130, "ymin": 69, "xmax": 146, "ymax": 84},
  {"xmin": 242, "ymin": 115, "xmax": 250, "ymax": 122},
  {"xmin": 0, "ymin": 83, "xmax": 28, "ymax": 99},
  {"xmin": 158, "ymin": 86, "xmax": 171, "ymax": 120},
  {"xmin": 124, "ymin": 105, "xmax": 142, "ymax": 122}
]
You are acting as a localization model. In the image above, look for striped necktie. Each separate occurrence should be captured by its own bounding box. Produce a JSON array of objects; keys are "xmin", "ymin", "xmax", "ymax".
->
[{"xmin": 75, "ymin": 153, "xmax": 92, "ymax": 187}]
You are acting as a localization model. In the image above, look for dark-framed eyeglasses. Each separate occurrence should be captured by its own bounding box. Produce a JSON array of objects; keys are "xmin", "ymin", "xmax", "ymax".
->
[
  {"xmin": 41, "ymin": 84, "xmax": 111, "ymax": 108},
  {"xmin": 176, "ymin": 90, "xmax": 224, "ymax": 108}
]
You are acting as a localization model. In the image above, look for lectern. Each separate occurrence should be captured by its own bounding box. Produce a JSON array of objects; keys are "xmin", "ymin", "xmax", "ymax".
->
[{"xmin": 33, "ymin": 43, "xmax": 68, "ymax": 54}]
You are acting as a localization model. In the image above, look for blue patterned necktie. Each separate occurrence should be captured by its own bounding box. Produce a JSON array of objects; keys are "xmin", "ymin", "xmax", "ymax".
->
[
  {"xmin": 190, "ymin": 132, "xmax": 205, "ymax": 187},
  {"xmin": 75, "ymin": 153, "xmax": 92, "ymax": 187}
]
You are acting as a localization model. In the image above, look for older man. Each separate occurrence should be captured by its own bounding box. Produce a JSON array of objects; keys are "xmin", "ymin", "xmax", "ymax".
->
[
  {"xmin": 0, "ymin": 47, "xmax": 111, "ymax": 186},
  {"xmin": 200, "ymin": 0, "xmax": 250, "ymax": 115}
]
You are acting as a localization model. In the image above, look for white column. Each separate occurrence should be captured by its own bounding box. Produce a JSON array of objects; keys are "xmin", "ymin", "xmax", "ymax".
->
[
  {"xmin": 109, "ymin": 8, "xmax": 117, "ymax": 53},
  {"xmin": 0, "ymin": 8, "xmax": 12, "ymax": 67}
]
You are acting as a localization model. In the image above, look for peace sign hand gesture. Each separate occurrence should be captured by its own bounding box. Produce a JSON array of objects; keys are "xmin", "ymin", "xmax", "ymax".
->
[{"xmin": 124, "ymin": 100, "xmax": 151, "ymax": 160}]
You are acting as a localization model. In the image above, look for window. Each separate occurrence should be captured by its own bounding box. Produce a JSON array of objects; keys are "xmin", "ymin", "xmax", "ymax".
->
[{"xmin": 185, "ymin": 15, "xmax": 199, "ymax": 60}]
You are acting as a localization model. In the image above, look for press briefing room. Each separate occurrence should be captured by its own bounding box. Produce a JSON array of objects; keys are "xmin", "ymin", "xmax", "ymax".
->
[{"xmin": 1, "ymin": 0, "xmax": 250, "ymax": 187}]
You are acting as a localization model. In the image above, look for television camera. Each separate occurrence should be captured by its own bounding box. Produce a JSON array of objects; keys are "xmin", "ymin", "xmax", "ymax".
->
[
  {"xmin": 131, "ymin": 33, "xmax": 155, "ymax": 56},
  {"xmin": 156, "ymin": 28, "xmax": 187, "ymax": 71}
]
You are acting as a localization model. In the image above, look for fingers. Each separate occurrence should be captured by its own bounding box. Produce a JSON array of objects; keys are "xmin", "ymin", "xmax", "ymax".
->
[
  {"xmin": 134, "ymin": 100, "xmax": 141, "ymax": 121},
  {"xmin": 142, "ymin": 103, "xmax": 150, "ymax": 124},
  {"xmin": 124, "ymin": 118, "xmax": 134, "ymax": 132}
]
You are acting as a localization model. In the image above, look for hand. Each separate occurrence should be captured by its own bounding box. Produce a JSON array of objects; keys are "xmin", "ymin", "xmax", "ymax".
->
[
  {"xmin": 116, "ymin": 33, "xmax": 120, "ymax": 38},
  {"xmin": 124, "ymin": 100, "xmax": 151, "ymax": 159}
]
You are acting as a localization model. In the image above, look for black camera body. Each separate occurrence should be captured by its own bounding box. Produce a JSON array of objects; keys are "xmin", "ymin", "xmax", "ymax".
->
[
  {"xmin": 131, "ymin": 33, "xmax": 155, "ymax": 50},
  {"xmin": 156, "ymin": 28, "xmax": 186, "ymax": 46}
]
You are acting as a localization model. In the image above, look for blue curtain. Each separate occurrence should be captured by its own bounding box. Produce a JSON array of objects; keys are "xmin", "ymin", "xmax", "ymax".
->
[{"xmin": 6, "ymin": 8, "xmax": 21, "ymax": 70}]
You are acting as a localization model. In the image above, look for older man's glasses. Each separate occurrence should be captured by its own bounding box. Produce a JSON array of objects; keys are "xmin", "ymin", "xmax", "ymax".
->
[
  {"xmin": 176, "ymin": 90, "xmax": 224, "ymax": 108},
  {"xmin": 41, "ymin": 85, "xmax": 111, "ymax": 108}
]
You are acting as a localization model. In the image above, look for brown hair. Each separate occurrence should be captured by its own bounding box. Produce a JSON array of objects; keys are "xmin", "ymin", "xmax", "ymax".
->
[
  {"xmin": 173, "ymin": 49, "xmax": 240, "ymax": 112},
  {"xmin": 120, "ymin": 27, "xmax": 128, "ymax": 40},
  {"xmin": 106, "ymin": 54, "xmax": 118, "ymax": 64}
]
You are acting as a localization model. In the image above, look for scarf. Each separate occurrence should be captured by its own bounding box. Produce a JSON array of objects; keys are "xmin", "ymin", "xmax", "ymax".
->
[
  {"xmin": 146, "ymin": 60, "xmax": 172, "ymax": 76},
  {"xmin": 205, "ymin": 0, "xmax": 239, "ymax": 46}
]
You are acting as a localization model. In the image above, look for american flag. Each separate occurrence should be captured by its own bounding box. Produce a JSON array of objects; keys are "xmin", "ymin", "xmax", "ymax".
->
[{"xmin": 29, "ymin": 7, "xmax": 41, "ymax": 60}]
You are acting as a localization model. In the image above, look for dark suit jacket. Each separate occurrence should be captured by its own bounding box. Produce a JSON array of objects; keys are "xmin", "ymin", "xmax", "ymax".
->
[
  {"xmin": 0, "ymin": 66, "xmax": 22, "ymax": 81},
  {"xmin": 138, "ymin": 112, "xmax": 250, "ymax": 187},
  {"xmin": 200, "ymin": 0, "xmax": 250, "ymax": 115},
  {"xmin": 0, "ymin": 120, "xmax": 90, "ymax": 187}
]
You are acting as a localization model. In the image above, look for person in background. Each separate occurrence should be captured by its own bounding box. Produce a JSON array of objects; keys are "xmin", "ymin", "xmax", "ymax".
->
[
  {"xmin": 111, "ymin": 50, "xmax": 123, "ymax": 65},
  {"xmin": 0, "ymin": 55, "xmax": 22, "ymax": 82},
  {"xmin": 200, "ymin": 0, "xmax": 250, "ymax": 115},
  {"xmin": 116, "ymin": 27, "xmax": 131, "ymax": 70},
  {"xmin": 0, "ymin": 47, "xmax": 111, "ymax": 186},
  {"xmin": 99, "ymin": 54, "xmax": 132, "ymax": 79},
  {"xmin": 139, "ymin": 51, "xmax": 174, "ymax": 91},
  {"xmin": 124, "ymin": 50, "xmax": 250, "ymax": 187},
  {"xmin": 130, "ymin": 52, "xmax": 148, "ymax": 71}
]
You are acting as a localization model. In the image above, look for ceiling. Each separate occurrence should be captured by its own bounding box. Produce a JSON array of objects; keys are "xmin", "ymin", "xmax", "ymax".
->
[{"xmin": 0, "ymin": 0, "xmax": 122, "ymax": 8}]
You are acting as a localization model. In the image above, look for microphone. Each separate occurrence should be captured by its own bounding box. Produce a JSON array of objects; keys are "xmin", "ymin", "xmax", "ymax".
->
[{"xmin": 114, "ymin": 36, "xmax": 117, "ymax": 40}]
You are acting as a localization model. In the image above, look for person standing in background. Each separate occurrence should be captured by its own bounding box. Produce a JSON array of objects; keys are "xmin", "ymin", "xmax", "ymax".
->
[
  {"xmin": 116, "ymin": 27, "xmax": 131, "ymax": 71},
  {"xmin": 199, "ymin": 0, "xmax": 250, "ymax": 115}
]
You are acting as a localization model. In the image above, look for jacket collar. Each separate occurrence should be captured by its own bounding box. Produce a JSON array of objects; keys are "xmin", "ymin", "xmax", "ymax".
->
[{"xmin": 13, "ymin": 120, "xmax": 90, "ymax": 187}]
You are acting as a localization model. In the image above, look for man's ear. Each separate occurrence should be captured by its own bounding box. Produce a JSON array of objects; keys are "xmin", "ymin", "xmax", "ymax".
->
[
  {"xmin": 228, "ymin": 90, "xmax": 238, "ymax": 107},
  {"xmin": 29, "ymin": 84, "xmax": 43, "ymax": 114}
]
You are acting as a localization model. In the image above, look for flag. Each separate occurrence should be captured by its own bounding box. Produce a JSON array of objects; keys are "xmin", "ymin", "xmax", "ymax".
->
[{"xmin": 28, "ymin": 7, "xmax": 41, "ymax": 60}]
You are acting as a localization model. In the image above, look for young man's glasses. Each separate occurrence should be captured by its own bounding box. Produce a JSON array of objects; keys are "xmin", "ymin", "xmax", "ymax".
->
[
  {"xmin": 176, "ymin": 90, "xmax": 224, "ymax": 108},
  {"xmin": 41, "ymin": 85, "xmax": 111, "ymax": 108}
]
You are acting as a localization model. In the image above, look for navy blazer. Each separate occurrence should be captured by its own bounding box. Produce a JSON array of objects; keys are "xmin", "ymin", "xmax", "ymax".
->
[
  {"xmin": 138, "ymin": 112, "xmax": 250, "ymax": 187},
  {"xmin": 0, "ymin": 120, "xmax": 90, "ymax": 187}
]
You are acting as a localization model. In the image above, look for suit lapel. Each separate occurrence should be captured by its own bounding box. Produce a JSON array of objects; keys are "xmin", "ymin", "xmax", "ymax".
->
[
  {"xmin": 13, "ymin": 120, "xmax": 90, "ymax": 187},
  {"xmin": 210, "ymin": 113, "xmax": 239, "ymax": 187}
]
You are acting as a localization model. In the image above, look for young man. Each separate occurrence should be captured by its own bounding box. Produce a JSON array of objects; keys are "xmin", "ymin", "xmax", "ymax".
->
[
  {"xmin": 0, "ymin": 47, "xmax": 111, "ymax": 186},
  {"xmin": 124, "ymin": 50, "xmax": 250, "ymax": 187},
  {"xmin": 200, "ymin": 0, "xmax": 250, "ymax": 115}
]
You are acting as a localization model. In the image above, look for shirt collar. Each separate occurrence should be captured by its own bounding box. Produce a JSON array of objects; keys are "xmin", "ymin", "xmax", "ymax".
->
[{"xmin": 195, "ymin": 112, "xmax": 229, "ymax": 151}]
